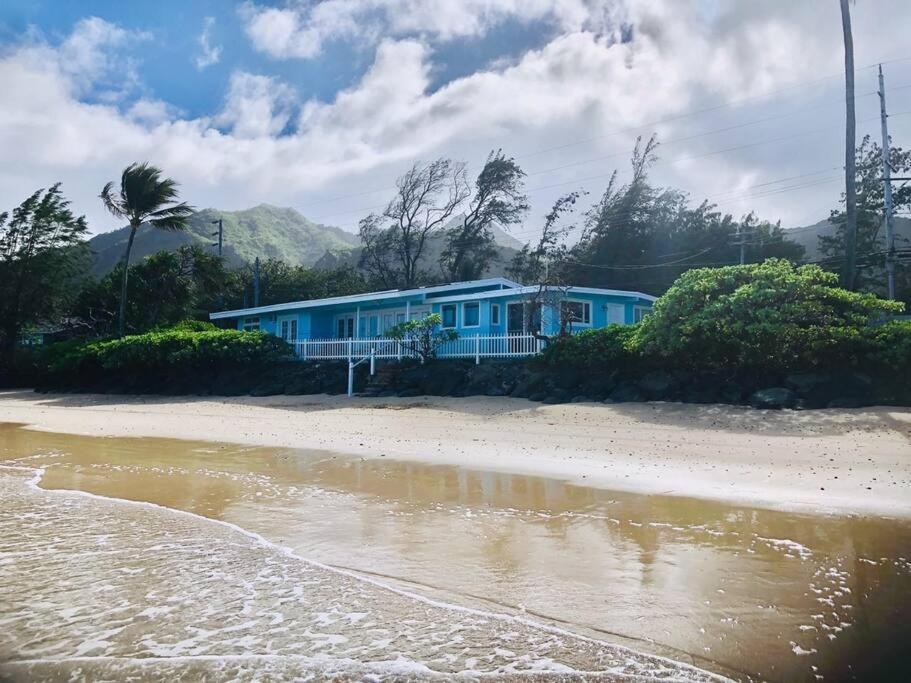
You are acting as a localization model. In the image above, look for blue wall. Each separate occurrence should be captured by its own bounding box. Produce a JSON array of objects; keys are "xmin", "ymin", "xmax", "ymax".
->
[{"xmin": 232, "ymin": 291, "xmax": 653, "ymax": 338}]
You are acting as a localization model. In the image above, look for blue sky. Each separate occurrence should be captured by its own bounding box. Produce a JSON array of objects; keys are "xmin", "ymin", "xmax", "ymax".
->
[
  {"xmin": 0, "ymin": 0, "xmax": 557, "ymax": 121},
  {"xmin": 1, "ymin": 0, "xmax": 910, "ymax": 237}
]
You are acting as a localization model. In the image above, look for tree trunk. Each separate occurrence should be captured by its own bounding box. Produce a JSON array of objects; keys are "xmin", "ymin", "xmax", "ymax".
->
[
  {"xmin": 118, "ymin": 223, "xmax": 138, "ymax": 337},
  {"xmin": 840, "ymin": 0, "xmax": 858, "ymax": 290}
]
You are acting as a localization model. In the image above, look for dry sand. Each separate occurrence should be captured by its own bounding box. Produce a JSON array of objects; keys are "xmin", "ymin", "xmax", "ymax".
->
[{"xmin": 1, "ymin": 390, "xmax": 909, "ymax": 517}]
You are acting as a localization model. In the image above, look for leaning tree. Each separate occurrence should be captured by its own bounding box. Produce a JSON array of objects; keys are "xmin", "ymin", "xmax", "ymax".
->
[{"xmin": 100, "ymin": 162, "xmax": 194, "ymax": 336}]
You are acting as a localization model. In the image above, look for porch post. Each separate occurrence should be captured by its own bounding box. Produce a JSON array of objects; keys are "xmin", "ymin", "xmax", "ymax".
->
[
  {"xmin": 356, "ymin": 306, "xmax": 360, "ymax": 337},
  {"xmin": 405, "ymin": 300, "xmax": 410, "ymax": 321},
  {"xmin": 347, "ymin": 339, "xmax": 352, "ymax": 361},
  {"xmin": 475, "ymin": 334, "xmax": 480, "ymax": 365}
]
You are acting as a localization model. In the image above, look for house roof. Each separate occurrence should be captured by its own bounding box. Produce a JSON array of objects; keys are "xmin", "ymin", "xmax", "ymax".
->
[
  {"xmin": 209, "ymin": 277, "xmax": 522, "ymax": 320},
  {"xmin": 428, "ymin": 286, "xmax": 657, "ymax": 304}
]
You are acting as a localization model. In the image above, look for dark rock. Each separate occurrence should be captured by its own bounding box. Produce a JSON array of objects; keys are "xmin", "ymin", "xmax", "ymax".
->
[
  {"xmin": 250, "ymin": 380, "xmax": 285, "ymax": 397},
  {"xmin": 683, "ymin": 387, "xmax": 719, "ymax": 404},
  {"xmin": 570, "ymin": 395, "xmax": 591, "ymax": 403},
  {"xmin": 608, "ymin": 383, "xmax": 646, "ymax": 403},
  {"xmin": 638, "ymin": 371, "xmax": 678, "ymax": 400},
  {"xmin": 542, "ymin": 389, "xmax": 571, "ymax": 404},
  {"xmin": 826, "ymin": 396, "xmax": 868, "ymax": 409},
  {"xmin": 749, "ymin": 387, "xmax": 797, "ymax": 410},
  {"xmin": 527, "ymin": 391, "xmax": 549, "ymax": 402},
  {"xmin": 718, "ymin": 384, "xmax": 744, "ymax": 405},
  {"xmin": 511, "ymin": 372, "xmax": 550, "ymax": 398}
]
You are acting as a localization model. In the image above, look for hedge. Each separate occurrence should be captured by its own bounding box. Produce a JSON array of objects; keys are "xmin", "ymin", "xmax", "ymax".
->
[{"xmin": 34, "ymin": 324, "xmax": 293, "ymax": 389}]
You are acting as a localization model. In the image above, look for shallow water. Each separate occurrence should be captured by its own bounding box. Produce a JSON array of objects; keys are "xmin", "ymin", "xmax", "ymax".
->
[{"xmin": 0, "ymin": 423, "xmax": 909, "ymax": 681}]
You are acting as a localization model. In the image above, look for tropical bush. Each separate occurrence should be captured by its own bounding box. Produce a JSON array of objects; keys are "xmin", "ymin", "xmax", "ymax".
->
[
  {"xmin": 35, "ymin": 325, "xmax": 292, "ymax": 389},
  {"xmin": 634, "ymin": 259, "xmax": 904, "ymax": 373},
  {"xmin": 540, "ymin": 324, "xmax": 640, "ymax": 369},
  {"xmin": 387, "ymin": 313, "xmax": 458, "ymax": 363}
]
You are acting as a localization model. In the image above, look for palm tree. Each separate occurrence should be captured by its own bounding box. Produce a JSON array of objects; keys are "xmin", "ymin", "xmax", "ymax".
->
[
  {"xmin": 100, "ymin": 163, "xmax": 194, "ymax": 336},
  {"xmin": 840, "ymin": 0, "xmax": 858, "ymax": 289}
]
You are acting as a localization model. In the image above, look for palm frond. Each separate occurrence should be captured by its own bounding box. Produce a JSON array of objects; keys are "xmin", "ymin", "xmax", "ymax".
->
[
  {"xmin": 99, "ymin": 181, "xmax": 127, "ymax": 219},
  {"xmin": 148, "ymin": 202, "xmax": 194, "ymax": 231},
  {"xmin": 103, "ymin": 162, "xmax": 191, "ymax": 227}
]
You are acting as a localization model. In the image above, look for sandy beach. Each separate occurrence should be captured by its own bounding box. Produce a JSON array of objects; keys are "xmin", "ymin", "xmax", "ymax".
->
[{"xmin": 1, "ymin": 389, "xmax": 909, "ymax": 517}]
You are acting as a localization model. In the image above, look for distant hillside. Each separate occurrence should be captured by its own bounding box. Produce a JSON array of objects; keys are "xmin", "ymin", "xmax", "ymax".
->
[
  {"xmin": 313, "ymin": 218, "xmax": 522, "ymax": 279},
  {"xmin": 89, "ymin": 205, "xmax": 522, "ymax": 279},
  {"xmin": 785, "ymin": 216, "xmax": 911, "ymax": 260},
  {"xmin": 88, "ymin": 204, "xmax": 359, "ymax": 276}
]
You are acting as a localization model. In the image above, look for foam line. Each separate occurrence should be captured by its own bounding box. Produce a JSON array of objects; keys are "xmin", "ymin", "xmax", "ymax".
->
[{"xmin": 14, "ymin": 466, "xmax": 731, "ymax": 682}]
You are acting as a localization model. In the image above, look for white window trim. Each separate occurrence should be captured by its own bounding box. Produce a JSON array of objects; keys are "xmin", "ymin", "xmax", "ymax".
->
[
  {"xmin": 242, "ymin": 316, "xmax": 261, "ymax": 331},
  {"xmin": 562, "ymin": 299, "xmax": 592, "ymax": 327},
  {"xmin": 440, "ymin": 303, "xmax": 458, "ymax": 329},
  {"xmin": 633, "ymin": 305, "xmax": 651, "ymax": 323},
  {"xmin": 462, "ymin": 301, "xmax": 481, "ymax": 328}
]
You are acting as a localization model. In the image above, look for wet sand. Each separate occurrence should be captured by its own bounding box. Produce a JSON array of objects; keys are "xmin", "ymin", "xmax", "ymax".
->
[
  {"xmin": 2, "ymin": 425, "xmax": 910, "ymax": 681},
  {"xmin": 0, "ymin": 390, "xmax": 909, "ymax": 517}
]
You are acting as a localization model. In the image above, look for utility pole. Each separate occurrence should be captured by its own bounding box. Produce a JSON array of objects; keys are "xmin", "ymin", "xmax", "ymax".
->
[
  {"xmin": 210, "ymin": 218, "xmax": 223, "ymax": 257},
  {"xmin": 840, "ymin": 0, "xmax": 858, "ymax": 290},
  {"xmin": 878, "ymin": 64, "xmax": 896, "ymax": 300},
  {"xmin": 732, "ymin": 223, "xmax": 751, "ymax": 265},
  {"xmin": 253, "ymin": 257, "xmax": 261, "ymax": 308}
]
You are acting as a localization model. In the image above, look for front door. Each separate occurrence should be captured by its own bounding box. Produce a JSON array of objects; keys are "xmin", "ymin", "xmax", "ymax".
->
[
  {"xmin": 507, "ymin": 302, "xmax": 525, "ymax": 335},
  {"xmin": 336, "ymin": 315, "xmax": 355, "ymax": 339},
  {"xmin": 279, "ymin": 317, "xmax": 298, "ymax": 343}
]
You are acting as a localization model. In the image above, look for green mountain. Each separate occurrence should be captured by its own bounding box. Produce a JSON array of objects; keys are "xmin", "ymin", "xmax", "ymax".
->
[
  {"xmin": 313, "ymin": 216, "xmax": 522, "ymax": 279},
  {"xmin": 785, "ymin": 216, "xmax": 911, "ymax": 260},
  {"xmin": 88, "ymin": 204, "xmax": 359, "ymax": 276},
  {"xmin": 89, "ymin": 204, "xmax": 523, "ymax": 279}
]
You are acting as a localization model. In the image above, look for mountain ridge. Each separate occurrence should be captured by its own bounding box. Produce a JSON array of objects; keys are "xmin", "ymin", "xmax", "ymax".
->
[{"xmin": 88, "ymin": 204, "xmax": 524, "ymax": 278}]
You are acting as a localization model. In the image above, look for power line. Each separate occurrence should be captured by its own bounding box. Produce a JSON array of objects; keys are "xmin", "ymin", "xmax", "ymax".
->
[{"xmin": 287, "ymin": 56, "xmax": 911, "ymax": 215}]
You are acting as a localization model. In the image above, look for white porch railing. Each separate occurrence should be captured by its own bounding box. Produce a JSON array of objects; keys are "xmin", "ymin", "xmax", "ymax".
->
[{"xmin": 290, "ymin": 334, "xmax": 543, "ymax": 362}]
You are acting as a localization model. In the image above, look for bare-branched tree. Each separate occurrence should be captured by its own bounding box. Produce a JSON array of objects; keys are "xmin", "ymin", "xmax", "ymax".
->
[
  {"xmin": 440, "ymin": 149, "xmax": 529, "ymax": 281},
  {"xmin": 508, "ymin": 192, "xmax": 584, "ymax": 340},
  {"xmin": 359, "ymin": 158, "xmax": 470, "ymax": 289}
]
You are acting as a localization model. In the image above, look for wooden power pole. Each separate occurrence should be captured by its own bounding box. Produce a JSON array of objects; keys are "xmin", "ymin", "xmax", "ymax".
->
[
  {"xmin": 840, "ymin": 0, "xmax": 858, "ymax": 290},
  {"xmin": 878, "ymin": 64, "xmax": 896, "ymax": 300}
]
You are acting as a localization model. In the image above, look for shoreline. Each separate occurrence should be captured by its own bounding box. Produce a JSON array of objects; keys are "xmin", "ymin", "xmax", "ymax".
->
[{"xmin": 1, "ymin": 389, "xmax": 909, "ymax": 518}]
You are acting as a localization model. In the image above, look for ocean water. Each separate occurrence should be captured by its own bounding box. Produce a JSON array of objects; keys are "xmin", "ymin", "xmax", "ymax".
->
[{"xmin": 1, "ymin": 423, "xmax": 909, "ymax": 681}]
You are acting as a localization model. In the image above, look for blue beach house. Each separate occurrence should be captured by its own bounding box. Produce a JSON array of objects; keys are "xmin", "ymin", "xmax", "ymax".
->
[{"xmin": 210, "ymin": 278, "xmax": 655, "ymax": 360}]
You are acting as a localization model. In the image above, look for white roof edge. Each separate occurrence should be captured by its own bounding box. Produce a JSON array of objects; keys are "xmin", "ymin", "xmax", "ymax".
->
[
  {"xmin": 428, "ymin": 285, "xmax": 658, "ymax": 304},
  {"xmin": 209, "ymin": 277, "xmax": 522, "ymax": 320}
]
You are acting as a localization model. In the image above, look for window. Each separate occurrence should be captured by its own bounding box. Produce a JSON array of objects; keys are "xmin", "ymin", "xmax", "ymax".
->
[
  {"xmin": 242, "ymin": 317, "xmax": 260, "ymax": 331},
  {"xmin": 561, "ymin": 300, "xmax": 591, "ymax": 326},
  {"xmin": 463, "ymin": 302, "xmax": 480, "ymax": 327},
  {"xmin": 441, "ymin": 304, "xmax": 457, "ymax": 328},
  {"xmin": 279, "ymin": 318, "xmax": 298, "ymax": 342},
  {"xmin": 490, "ymin": 304, "xmax": 500, "ymax": 326},
  {"xmin": 336, "ymin": 315, "xmax": 355, "ymax": 338},
  {"xmin": 634, "ymin": 306, "xmax": 651, "ymax": 323},
  {"xmin": 383, "ymin": 314, "xmax": 394, "ymax": 332}
]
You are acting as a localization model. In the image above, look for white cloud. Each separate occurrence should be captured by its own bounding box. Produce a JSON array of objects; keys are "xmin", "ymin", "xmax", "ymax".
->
[
  {"xmin": 239, "ymin": 0, "xmax": 598, "ymax": 60},
  {"xmin": 195, "ymin": 16, "xmax": 222, "ymax": 70},
  {"xmin": 1, "ymin": 1, "xmax": 910, "ymax": 238},
  {"xmin": 216, "ymin": 71, "xmax": 297, "ymax": 138}
]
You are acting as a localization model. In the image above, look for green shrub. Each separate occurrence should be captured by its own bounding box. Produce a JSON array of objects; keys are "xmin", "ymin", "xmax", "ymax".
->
[
  {"xmin": 858, "ymin": 320, "xmax": 911, "ymax": 373},
  {"xmin": 162, "ymin": 319, "xmax": 218, "ymax": 332},
  {"xmin": 635, "ymin": 259, "xmax": 904, "ymax": 373},
  {"xmin": 35, "ymin": 326, "xmax": 293, "ymax": 389},
  {"xmin": 541, "ymin": 324, "xmax": 640, "ymax": 369},
  {"xmin": 387, "ymin": 313, "xmax": 458, "ymax": 362}
]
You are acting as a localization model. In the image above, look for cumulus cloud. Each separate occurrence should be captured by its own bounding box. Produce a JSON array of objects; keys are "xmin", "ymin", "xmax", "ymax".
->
[
  {"xmin": 195, "ymin": 16, "xmax": 222, "ymax": 70},
  {"xmin": 216, "ymin": 72, "xmax": 297, "ymax": 138},
  {"xmin": 240, "ymin": 0, "xmax": 599, "ymax": 60},
  {"xmin": 1, "ymin": 0, "xmax": 909, "ymax": 236}
]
